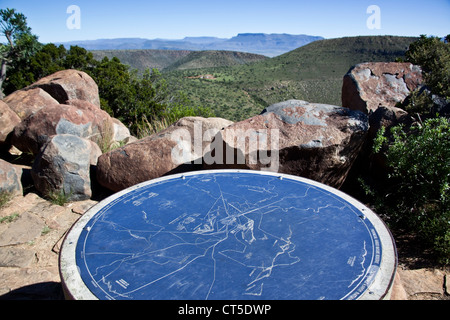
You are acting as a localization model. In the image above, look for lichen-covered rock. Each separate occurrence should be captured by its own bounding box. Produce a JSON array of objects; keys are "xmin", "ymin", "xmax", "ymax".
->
[
  {"xmin": 12, "ymin": 102, "xmax": 111, "ymax": 155},
  {"xmin": 342, "ymin": 62, "xmax": 423, "ymax": 114},
  {"xmin": 204, "ymin": 100, "xmax": 368, "ymax": 189},
  {"xmin": 31, "ymin": 134, "xmax": 96, "ymax": 201}
]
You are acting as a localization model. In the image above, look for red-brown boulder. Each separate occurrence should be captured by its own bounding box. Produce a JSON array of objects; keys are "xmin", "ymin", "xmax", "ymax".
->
[
  {"xmin": 96, "ymin": 117, "xmax": 233, "ymax": 192},
  {"xmin": 0, "ymin": 101, "xmax": 21, "ymax": 148},
  {"xmin": 342, "ymin": 62, "xmax": 423, "ymax": 114},
  {"xmin": 27, "ymin": 69, "xmax": 100, "ymax": 107},
  {"xmin": 204, "ymin": 100, "xmax": 368, "ymax": 189}
]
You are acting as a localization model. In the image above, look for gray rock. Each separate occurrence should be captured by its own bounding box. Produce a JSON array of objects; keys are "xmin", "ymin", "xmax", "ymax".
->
[
  {"xmin": 112, "ymin": 118, "xmax": 132, "ymax": 143},
  {"xmin": 32, "ymin": 134, "xmax": 94, "ymax": 201},
  {"xmin": 12, "ymin": 100, "xmax": 131, "ymax": 156}
]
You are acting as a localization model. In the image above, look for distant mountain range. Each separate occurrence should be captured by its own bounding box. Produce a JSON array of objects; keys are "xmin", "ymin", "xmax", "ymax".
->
[{"xmin": 58, "ymin": 33, "xmax": 324, "ymax": 57}]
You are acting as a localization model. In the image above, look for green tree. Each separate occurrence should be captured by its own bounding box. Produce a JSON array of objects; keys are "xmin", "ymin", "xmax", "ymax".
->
[
  {"xmin": 64, "ymin": 45, "xmax": 96, "ymax": 71},
  {"xmin": 380, "ymin": 118, "xmax": 450, "ymax": 264},
  {"xmin": 28, "ymin": 43, "xmax": 66, "ymax": 79},
  {"xmin": 89, "ymin": 56, "xmax": 134, "ymax": 120},
  {"xmin": 0, "ymin": 8, "xmax": 40, "ymax": 98}
]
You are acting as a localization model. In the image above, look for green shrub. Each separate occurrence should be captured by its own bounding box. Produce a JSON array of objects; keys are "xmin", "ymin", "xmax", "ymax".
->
[{"xmin": 375, "ymin": 117, "xmax": 450, "ymax": 264}]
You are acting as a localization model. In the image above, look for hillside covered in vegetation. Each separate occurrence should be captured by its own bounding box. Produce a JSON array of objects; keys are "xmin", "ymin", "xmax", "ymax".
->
[
  {"xmin": 162, "ymin": 36, "xmax": 419, "ymax": 120},
  {"xmin": 92, "ymin": 49, "xmax": 268, "ymax": 74}
]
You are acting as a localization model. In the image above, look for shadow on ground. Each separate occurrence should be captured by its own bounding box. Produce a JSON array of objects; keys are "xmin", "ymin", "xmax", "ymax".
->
[{"xmin": 0, "ymin": 282, "xmax": 65, "ymax": 300}]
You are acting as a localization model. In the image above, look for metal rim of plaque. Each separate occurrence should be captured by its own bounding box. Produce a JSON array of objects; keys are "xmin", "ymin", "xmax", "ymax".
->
[{"xmin": 59, "ymin": 170, "xmax": 397, "ymax": 300}]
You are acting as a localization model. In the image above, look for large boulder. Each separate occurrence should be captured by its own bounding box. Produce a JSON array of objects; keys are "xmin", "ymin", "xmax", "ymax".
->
[
  {"xmin": 342, "ymin": 62, "xmax": 423, "ymax": 114},
  {"xmin": 2, "ymin": 87, "xmax": 59, "ymax": 120},
  {"xmin": 0, "ymin": 101, "xmax": 21, "ymax": 149},
  {"xmin": 26, "ymin": 69, "xmax": 100, "ymax": 108},
  {"xmin": 11, "ymin": 101, "xmax": 117, "ymax": 155},
  {"xmin": 0, "ymin": 159, "xmax": 23, "ymax": 197},
  {"xmin": 97, "ymin": 117, "xmax": 233, "ymax": 192},
  {"xmin": 204, "ymin": 100, "xmax": 368, "ymax": 189},
  {"xmin": 342, "ymin": 105, "xmax": 416, "ymax": 196},
  {"xmin": 31, "ymin": 134, "xmax": 98, "ymax": 201}
]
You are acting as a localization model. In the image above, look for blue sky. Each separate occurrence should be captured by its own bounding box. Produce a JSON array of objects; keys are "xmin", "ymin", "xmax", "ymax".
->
[{"xmin": 1, "ymin": 0, "xmax": 449, "ymax": 43}]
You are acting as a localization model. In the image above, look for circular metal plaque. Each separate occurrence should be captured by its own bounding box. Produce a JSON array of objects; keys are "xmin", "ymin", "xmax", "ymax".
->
[{"xmin": 60, "ymin": 170, "xmax": 397, "ymax": 300}]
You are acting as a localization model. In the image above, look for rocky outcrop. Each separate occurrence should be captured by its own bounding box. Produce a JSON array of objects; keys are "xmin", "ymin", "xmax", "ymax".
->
[
  {"xmin": 31, "ymin": 134, "xmax": 99, "ymax": 202},
  {"xmin": 204, "ymin": 100, "xmax": 368, "ymax": 189},
  {"xmin": 341, "ymin": 64, "xmax": 423, "ymax": 195},
  {"xmin": 97, "ymin": 117, "xmax": 233, "ymax": 192},
  {"xmin": 342, "ymin": 62, "xmax": 423, "ymax": 114},
  {"xmin": 0, "ymin": 69, "xmax": 133, "ymax": 201},
  {"xmin": 1, "ymin": 63, "xmax": 449, "ymax": 300}
]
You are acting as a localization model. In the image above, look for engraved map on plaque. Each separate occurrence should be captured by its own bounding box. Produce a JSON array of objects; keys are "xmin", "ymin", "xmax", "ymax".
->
[{"xmin": 62, "ymin": 170, "xmax": 395, "ymax": 300}]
